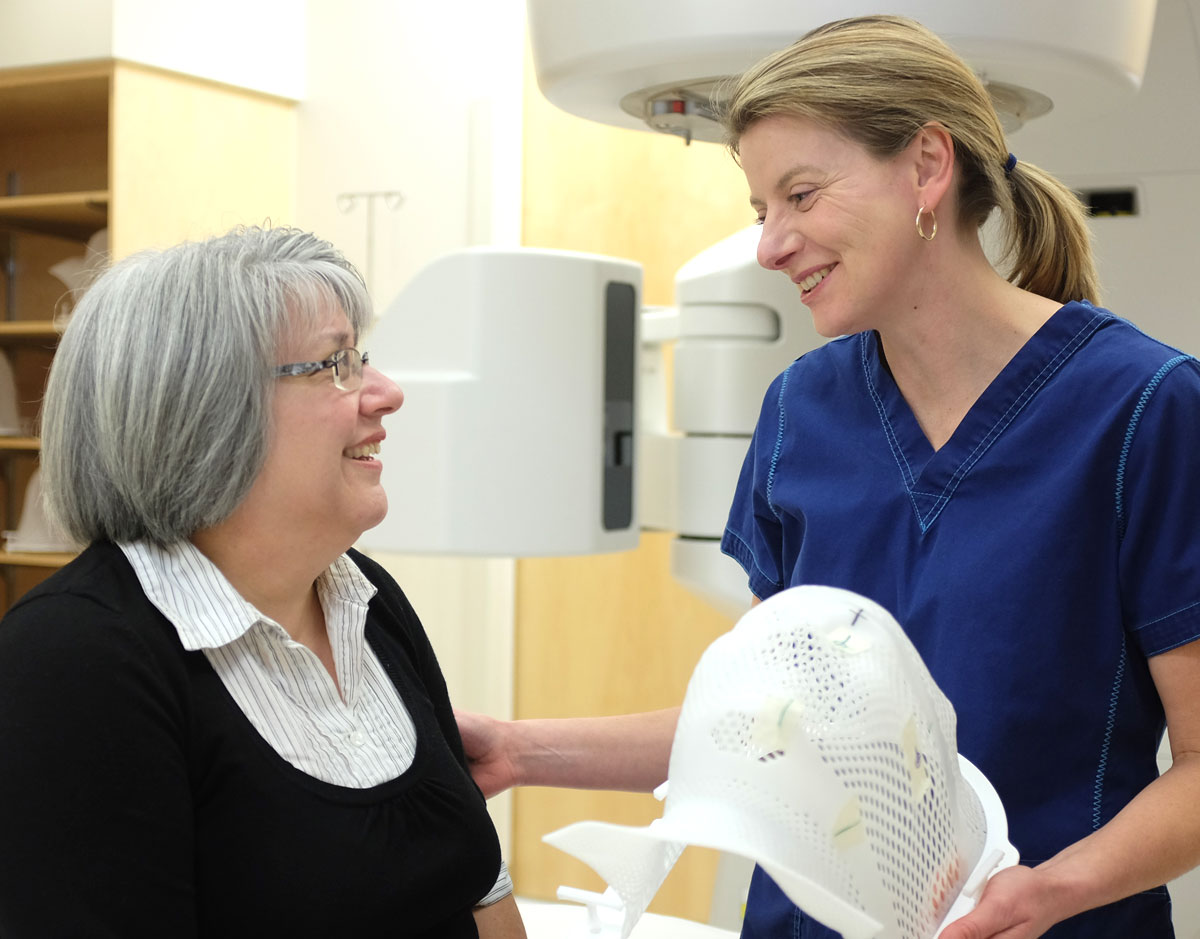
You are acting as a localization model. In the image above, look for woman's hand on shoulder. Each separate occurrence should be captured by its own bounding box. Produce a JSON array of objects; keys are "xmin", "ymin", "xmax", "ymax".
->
[{"xmin": 455, "ymin": 708, "xmax": 520, "ymax": 798}]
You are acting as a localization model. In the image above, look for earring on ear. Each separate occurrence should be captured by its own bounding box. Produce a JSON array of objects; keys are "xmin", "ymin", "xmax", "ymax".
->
[{"xmin": 915, "ymin": 205, "xmax": 937, "ymax": 241}]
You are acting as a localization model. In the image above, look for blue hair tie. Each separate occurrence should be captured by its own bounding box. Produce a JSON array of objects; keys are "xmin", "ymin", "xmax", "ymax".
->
[{"xmin": 1004, "ymin": 152, "xmax": 1017, "ymax": 177}]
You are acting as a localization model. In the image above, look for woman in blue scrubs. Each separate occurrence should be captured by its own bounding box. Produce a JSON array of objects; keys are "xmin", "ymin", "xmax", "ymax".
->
[{"xmin": 458, "ymin": 15, "xmax": 1200, "ymax": 938}]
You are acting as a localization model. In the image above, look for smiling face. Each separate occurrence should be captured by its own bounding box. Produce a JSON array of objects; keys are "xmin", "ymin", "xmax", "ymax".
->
[
  {"xmin": 241, "ymin": 301, "xmax": 404, "ymax": 554},
  {"xmin": 741, "ymin": 113, "xmax": 925, "ymax": 338}
]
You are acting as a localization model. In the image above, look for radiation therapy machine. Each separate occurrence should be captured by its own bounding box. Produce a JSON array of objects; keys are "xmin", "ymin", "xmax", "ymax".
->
[{"xmin": 359, "ymin": 0, "xmax": 1200, "ymax": 617}]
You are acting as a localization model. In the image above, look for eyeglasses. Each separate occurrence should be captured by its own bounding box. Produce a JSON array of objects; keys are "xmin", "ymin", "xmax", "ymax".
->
[{"xmin": 273, "ymin": 348, "xmax": 370, "ymax": 392}]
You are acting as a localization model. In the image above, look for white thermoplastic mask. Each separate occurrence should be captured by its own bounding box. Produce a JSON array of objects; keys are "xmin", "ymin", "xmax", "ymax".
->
[{"xmin": 545, "ymin": 585, "xmax": 1019, "ymax": 939}]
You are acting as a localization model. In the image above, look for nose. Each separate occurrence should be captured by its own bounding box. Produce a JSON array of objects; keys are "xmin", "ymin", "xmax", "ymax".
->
[
  {"xmin": 360, "ymin": 364, "xmax": 404, "ymax": 414},
  {"xmin": 756, "ymin": 214, "xmax": 801, "ymax": 273}
]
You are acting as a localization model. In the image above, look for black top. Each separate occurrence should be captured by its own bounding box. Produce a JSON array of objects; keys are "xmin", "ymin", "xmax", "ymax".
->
[{"xmin": 0, "ymin": 542, "xmax": 500, "ymax": 938}]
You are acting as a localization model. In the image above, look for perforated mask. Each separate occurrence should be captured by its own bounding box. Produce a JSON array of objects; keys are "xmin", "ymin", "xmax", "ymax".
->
[{"xmin": 544, "ymin": 585, "xmax": 1018, "ymax": 938}]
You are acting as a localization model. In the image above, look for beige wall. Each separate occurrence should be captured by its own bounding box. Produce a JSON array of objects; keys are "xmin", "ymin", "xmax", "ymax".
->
[
  {"xmin": 512, "ymin": 50, "xmax": 757, "ymax": 920},
  {"xmin": 108, "ymin": 62, "xmax": 296, "ymax": 255}
]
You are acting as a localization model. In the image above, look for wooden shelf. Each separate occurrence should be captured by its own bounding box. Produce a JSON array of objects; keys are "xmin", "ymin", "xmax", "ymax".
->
[
  {"xmin": 0, "ymin": 191, "xmax": 109, "ymax": 241},
  {"xmin": 0, "ymin": 321, "xmax": 61, "ymax": 344},
  {"xmin": 0, "ymin": 550, "xmax": 76, "ymax": 568},
  {"xmin": 0, "ymin": 59, "xmax": 297, "ymax": 604},
  {"xmin": 0, "ymin": 62, "xmax": 110, "ymax": 132}
]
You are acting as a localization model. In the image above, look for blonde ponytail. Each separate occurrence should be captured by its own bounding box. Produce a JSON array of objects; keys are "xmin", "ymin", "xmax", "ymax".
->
[{"xmin": 1001, "ymin": 160, "xmax": 1099, "ymax": 303}]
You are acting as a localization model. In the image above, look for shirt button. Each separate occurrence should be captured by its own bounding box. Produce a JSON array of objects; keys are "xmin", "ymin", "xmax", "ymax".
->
[{"xmin": 348, "ymin": 730, "xmax": 365, "ymax": 747}]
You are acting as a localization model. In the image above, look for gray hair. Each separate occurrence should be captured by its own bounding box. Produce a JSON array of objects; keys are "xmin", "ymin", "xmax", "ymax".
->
[{"xmin": 41, "ymin": 225, "xmax": 373, "ymax": 546}]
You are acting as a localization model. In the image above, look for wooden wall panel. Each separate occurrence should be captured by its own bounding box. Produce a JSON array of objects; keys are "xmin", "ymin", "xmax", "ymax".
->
[
  {"xmin": 109, "ymin": 63, "xmax": 297, "ymax": 256},
  {"xmin": 513, "ymin": 52, "xmax": 758, "ymax": 922}
]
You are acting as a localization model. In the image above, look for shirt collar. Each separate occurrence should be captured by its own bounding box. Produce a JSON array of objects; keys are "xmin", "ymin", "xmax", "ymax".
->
[{"xmin": 119, "ymin": 540, "xmax": 377, "ymax": 652}]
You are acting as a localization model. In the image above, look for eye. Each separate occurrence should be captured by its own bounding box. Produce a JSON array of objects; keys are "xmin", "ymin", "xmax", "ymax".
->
[{"xmin": 753, "ymin": 188, "xmax": 815, "ymax": 225}]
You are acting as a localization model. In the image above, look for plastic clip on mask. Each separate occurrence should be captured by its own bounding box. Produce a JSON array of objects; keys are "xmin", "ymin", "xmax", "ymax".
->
[{"xmin": 545, "ymin": 586, "xmax": 1019, "ymax": 939}]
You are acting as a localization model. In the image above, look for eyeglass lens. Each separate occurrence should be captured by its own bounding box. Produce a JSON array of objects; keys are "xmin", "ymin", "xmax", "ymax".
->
[{"xmin": 333, "ymin": 349, "xmax": 365, "ymax": 391}]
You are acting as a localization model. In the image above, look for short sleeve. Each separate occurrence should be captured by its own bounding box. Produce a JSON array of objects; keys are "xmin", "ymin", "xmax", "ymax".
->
[
  {"xmin": 721, "ymin": 367, "xmax": 792, "ymax": 601},
  {"xmin": 1117, "ymin": 356, "xmax": 1200, "ymax": 655}
]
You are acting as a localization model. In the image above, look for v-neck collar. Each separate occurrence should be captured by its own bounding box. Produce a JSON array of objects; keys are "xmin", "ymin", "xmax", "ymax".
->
[{"xmin": 861, "ymin": 301, "xmax": 1108, "ymax": 532}]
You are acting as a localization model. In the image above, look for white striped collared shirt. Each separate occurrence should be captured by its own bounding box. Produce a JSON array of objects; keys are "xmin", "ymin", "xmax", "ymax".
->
[{"xmin": 119, "ymin": 539, "xmax": 511, "ymax": 905}]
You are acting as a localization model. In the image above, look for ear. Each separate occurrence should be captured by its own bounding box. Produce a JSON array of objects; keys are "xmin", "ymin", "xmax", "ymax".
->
[{"xmin": 908, "ymin": 122, "xmax": 955, "ymax": 212}]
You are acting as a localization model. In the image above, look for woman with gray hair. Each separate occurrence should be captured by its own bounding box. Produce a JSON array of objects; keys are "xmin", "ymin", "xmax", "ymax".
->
[
  {"xmin": 457, "ymin": 15, "xmax": 1200, "ymax": 939},
  {"xmin": 0, "ymin": 226, "xmax": 525, "ymax": 939}
]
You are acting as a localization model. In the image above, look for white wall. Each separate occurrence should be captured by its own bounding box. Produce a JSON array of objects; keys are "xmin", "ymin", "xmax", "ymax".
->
[
  {"xmin": 296, "ymin": 0, "xmax": 523, "ymax": 303},
  {"xmin": 1010, "ymin": 0, "xmax": 1200, "ymax": 356},
  {"xmin": 110, "ymin": 0, "xmax": 307, "ymax": 100},
  {"xmin": 0, "ymin": 0, "xmax": 305, "ymax": 100},
  {"xmin": 0, "ymin": 0, "xmax": 114, "ymax": 68}
]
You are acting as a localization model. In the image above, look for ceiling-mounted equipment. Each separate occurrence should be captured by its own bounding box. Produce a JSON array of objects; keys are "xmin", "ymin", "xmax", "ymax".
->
[{"xmin": 528, "ymin": 0, "xmax": 1158, "ymax": 140}]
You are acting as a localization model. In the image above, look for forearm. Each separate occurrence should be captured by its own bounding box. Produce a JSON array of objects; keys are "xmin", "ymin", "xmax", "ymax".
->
[
  {"xmin": 474, "ymin": 894, "xmax": 527, "ymax": 939},
  {"xmin": 1035, "ymin": 750, "xmax": 1200, "ymax": 918},
  {"xmin": 510, "ymin": 707, "xmax": 679, "ymax": 792}
]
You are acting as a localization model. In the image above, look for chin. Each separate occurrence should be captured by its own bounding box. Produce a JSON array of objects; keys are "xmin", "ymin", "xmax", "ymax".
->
[
  {"xmin": 811, "ymin": 322, "xmax": 848, "ymax": 340},
  {"xmin": 359, "ymin": 497, "xmax": 389, "ymax": 534},
  {"xmin": 335, "ymin": 504, "xmax": 389, "ymax": 555},
  {"xmin": 806, "ymin": 304, "xmax": 866, "ymax": 340},
  {"xmin": 806, "ymin": 311, "xmax": 850, "ymax": 340}
]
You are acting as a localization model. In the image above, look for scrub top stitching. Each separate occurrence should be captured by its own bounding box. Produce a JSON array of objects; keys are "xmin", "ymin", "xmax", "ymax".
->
[
  {"xmin": 723, "ymin": 527, "xmax": 783, "ymax": 593},
  {"xmin": 912, "ymin": 313, "xmax": 1104, "ymax": 531},
  {"xmin": 860, "ymin": 335, "xmax": 932, "ymax": 530},
  {"xmin": 765, "ymin": 363, "xmax": 794, "ymax": 522},
  {"xmin": 1114, "ymin": 354, "xmax": 1193, "ymax": 542},
  {"xmin": 1092, "ymin": 637, "xmax": 1128, "ymax": 831},
  {"xmin": 859, "ymin": 334, "xmax": 918, "ymax": 491},
  {"xmin": 865, "ymin": 311, "xmax": 1105, "ymax": 533},
  {"xmin": 1137, "ymin": 598, "xmax": 1200, "ymax": 635}
]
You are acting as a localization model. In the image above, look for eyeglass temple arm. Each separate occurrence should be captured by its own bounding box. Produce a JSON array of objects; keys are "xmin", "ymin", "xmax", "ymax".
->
[{"xmin": 273, "ymin": 361, "xmax": 325, "ymax": 378}]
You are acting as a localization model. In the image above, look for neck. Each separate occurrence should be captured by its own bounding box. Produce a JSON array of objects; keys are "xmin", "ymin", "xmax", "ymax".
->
[
  {"xmin": 190, "ymin": 519, "xmax": 333, "ymax": 639},
  {"xmin": 191, "ymin": 494, "xmax": 350, "ymax": 698},
  {"xmin": 877, "ymin": 252, "xmax": 1060, "ymax": 450}
]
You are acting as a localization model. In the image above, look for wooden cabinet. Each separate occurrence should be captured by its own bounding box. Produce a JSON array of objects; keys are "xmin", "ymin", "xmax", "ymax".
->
[{"xmin": 0, "ymin": 59, "xmax": 296, "ymax": 612}]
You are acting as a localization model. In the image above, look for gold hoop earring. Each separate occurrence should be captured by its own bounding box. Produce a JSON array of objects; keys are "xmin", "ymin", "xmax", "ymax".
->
[{"xmin": 915, "ymin": 205, "xmax": 937, "ymax": 241}]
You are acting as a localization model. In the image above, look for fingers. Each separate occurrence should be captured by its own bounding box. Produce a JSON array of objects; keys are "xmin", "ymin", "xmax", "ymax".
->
[{"xmin": 937, "ymin": 866, "xmax": 1055, "ymax": 939}]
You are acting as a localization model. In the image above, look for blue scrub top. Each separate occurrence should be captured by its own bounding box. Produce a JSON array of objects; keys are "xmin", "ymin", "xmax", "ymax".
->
[{"xmin": 721, "ymin": 301, "xmax": 1200, "ymax": 938}]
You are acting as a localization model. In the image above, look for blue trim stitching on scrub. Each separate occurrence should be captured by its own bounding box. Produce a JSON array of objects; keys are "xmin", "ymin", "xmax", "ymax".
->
[
  {"xmin": 864, "ymin": 313, "xmax": 1105, "ymax": 533},
  {"xmin": 860, "ymin": 333, "xmax": 919, "ymax": 500},
  {"xmin": 1139, "ymin": 598, "xmax": 1200, "ymax": 631},
  {"xmin": 1093, "ymin": 638, "xmax": 1127, "ymax": 830},
  {"xmin": 722, "ymin": 528, "xmax": 783, "ymax": 592},
  {"xmin": 1114, "ymin": 354, "xmax": 1191, "ymax": 542},
  {"xmin": 1147, "ymin": 628, "xmax": 1200, "ymax": 657},
  {"xmin": 765, "ymin": 363, "xmax": 793, "ymax": 522},
  {"xmin": 720, "ymin": 364, "xmax": 795, "ymax": 594},
  {"xmin": 911, "ymin": 314, "xmax": 1105, "ymax": 532}
]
